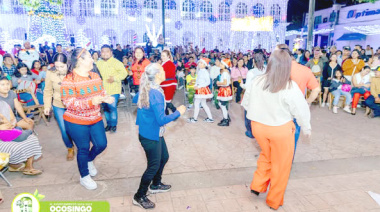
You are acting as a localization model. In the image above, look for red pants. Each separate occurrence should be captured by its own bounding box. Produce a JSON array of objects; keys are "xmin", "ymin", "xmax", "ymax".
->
[
  {"xmin": 352, "ymin": 91, "xmax": 371, "ymax": 108},
  {"xmin": 251, "ymin": 121, "xmax": 295, "ymax": 210}
]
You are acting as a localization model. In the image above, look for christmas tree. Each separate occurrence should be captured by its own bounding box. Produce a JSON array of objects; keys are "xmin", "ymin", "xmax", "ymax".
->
[
  {"xmin": 26, "ymin": 1, "xmax": 68, "ymax": 46},
  {"xmin": 76, "ymin": 29, "xmax": 90, "ymax": 48}
]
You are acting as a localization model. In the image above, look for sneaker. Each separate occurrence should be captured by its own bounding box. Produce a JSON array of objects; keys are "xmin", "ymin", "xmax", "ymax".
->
[
  {"xmin": 333, "ymin": 106, "xmax": 338, "ymax": 114},
  {"xmin": 88, "ymin": 161, "xmax": 97, "ymax": 177},
  {"xmin": 80, "ymin": 175, "xmax": 97, "ymax": 190},
  {"xmin": 130, "ymin": 92, "xmax": 136, "ymax": 97},
  {"xmin": 149, "ymin": 183, "xmax": 172, "ymax": 194},
  {"xmin": 110, "ymin": 126, "xmax": 117, "ymax": 133},
  {"xmin": 133, "ymin": 195, "xmax": 155, "ymax": 209},
  {"xmin": 357, "ymin": 104, "xmax": 362, "ymax": 108},
  {"xmin": 217, "ymin": 119, "xmax": 229, "ymax": 126},
  {"xmin": 203, "ymin": 118, "xmax": 214, "ymax": 123},
  {"xmin": 105, "ymin": 126, "xmax": 111, "ymax": 132},
  {"xmin": 326, "ymin": 103, "xmax": 330, "ymax": 108},
  {"xmin": 187, "ymin": 104, "xmax": 193, "ymax": 109},
  {"xmin": 343, "ymin": 106, "xmax": 351, "ymax": 113},
  {"xmin": 321, "ymin": 102, "xmax": 326, "ymax": 107},
  {"xmin": 187, "ymin": 118, "xmax": 198, "ymax": 123}
]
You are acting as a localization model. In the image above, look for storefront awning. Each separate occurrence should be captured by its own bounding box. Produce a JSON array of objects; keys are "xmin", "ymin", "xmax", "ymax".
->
[{"xmin": 337, "ymin": 33, "xmax": 366, "ymax": 41}]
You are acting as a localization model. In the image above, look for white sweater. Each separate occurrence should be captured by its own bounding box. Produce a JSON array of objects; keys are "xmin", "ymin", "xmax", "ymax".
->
[
  {"xmin": 196, "ymin": 68, "xmax": 211, "ymax": 88},
  {"xmin": 242, "ymin": 76, "xmax": 311, "ymax": 135},
  {"xmin": 241, "ymin": 66, "xmax": 266, "ymax": 90}
]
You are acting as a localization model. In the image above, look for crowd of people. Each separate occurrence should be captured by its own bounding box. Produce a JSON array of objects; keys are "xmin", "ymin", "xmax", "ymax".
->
[{"xmin": 0, "ymin": 40, "xmax": 380, "ymax": 210}]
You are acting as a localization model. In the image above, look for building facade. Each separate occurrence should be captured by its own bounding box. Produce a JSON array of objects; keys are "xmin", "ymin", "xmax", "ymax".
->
[
  {"xmin": 287, "ymin": 1, "xmax": 380, "ymax": 51},
  {"xmin": 0, "ymin": 0, "xmax": 288, "ymax": 51}
]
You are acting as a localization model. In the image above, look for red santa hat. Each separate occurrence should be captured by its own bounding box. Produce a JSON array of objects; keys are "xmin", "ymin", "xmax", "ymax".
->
[
  {"xmin": 198, "ymin": 58, "xmax": 210, "ymax": 66},
  {"xmin": 221, "ymin": 59, "xmax": 232, "ymax": 68}
]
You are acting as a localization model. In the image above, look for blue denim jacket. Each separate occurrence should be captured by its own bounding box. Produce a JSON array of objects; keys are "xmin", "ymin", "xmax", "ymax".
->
[{"xmin": 133, "ymin": 89, "xmax": 180, "ymax": 141}]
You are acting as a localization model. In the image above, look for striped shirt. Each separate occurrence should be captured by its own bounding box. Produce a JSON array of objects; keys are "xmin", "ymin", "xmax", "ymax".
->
[
  {"xmin": 60, "ymin": 72, "xmax": 105, "ymax": 125},
  {"xmin": 96, "ymin": 57, "xmax": 128, "ymax": 95},
  {"xmin": 0, "ymin": 135, "xmax": 42, "ymax": 164}
]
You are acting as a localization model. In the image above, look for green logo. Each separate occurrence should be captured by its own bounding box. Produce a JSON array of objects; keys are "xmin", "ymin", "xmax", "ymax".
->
[{"xmin": 12, "ymin": 190, "xmax": 110, "ymax": 212}]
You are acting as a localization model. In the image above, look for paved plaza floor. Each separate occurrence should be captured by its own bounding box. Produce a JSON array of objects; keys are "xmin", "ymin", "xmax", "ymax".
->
[{"xmin": 1, "ymin": 93, "xmax": 380, "ymax": 211}]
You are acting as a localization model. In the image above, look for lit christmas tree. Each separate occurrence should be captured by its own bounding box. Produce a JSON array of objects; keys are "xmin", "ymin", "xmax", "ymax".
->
[
  {"xmin": 23, "ymin": 0, "xmax": 68, "ymax": 46},
  {"xmin": 76, "ymin": 29, "xmax": 90, "ymax": 48}
]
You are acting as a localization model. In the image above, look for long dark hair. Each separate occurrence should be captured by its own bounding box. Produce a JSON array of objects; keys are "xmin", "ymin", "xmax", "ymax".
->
[
  {"xmin": 14, "ymin": 63, "xmax": 32, "ymax": 78},
  {"xmin": 31, "ymin": 60, "xmax": 41, "ymax": 70},
  {"xmin": 68, "ymin": 48, "xmax": 87, "ymax": 75},
  {"xmin": 349, "ymin": 49, "xmax": 362, "ymax": 60},
  {"xmin": 133, "ymin": 47, "xmax": 146, "ymax": 65}
]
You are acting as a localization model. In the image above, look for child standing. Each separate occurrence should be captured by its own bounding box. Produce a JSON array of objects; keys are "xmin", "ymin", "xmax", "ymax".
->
[
  {"xmin": 216, "ymin": 59, "xmax": 233, "ymax": 126},
  {"xmin": 329, "ymin": 69, "xmax": 352, "ymax": 114},
  {"xmin": 186, "ymin": 65, "xmax": 197, "ymax": 109},
  {"xmin": 187, "ymin": 58, "xmax": 214, "ymax": 123}
]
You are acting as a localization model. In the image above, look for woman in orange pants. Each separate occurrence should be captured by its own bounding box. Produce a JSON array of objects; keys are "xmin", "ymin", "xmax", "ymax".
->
[
  {"xmin": 242, "ymin": 48, "xmax": 311, "ymax": 210},
  {"xmin": 351, "ymin": 66, "xmax": 371, "ymax": 115}
]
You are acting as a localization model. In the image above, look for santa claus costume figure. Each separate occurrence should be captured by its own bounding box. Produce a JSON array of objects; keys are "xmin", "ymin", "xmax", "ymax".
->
[
  {"xmin": 187, "ymin": 58, "xmax": 214, "ymax": 123},
  {"xmin": 216, "ymin": 59, "xmax": 233, "ymax": 126},
  {"xmin": 160, "ymin": 50, "xmax": 178, "ymax": 114}
]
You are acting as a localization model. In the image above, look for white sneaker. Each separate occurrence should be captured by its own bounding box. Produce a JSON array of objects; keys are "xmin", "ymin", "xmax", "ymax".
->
[
  {"xmin": 88, "ymin": 161, "xmax": 97, "ymax": 177},
  {"xmin": 333, "ymin": 106, "xmax": 338, "ymax": 114},
  {"xmin": 187, "ymin": 104, "xmax": 193, "ymax": 109},
  {"xmin": 130, "ymin": 92, "xmax": 136, "ymax": 97},
  {"xmin": 80, "ymin": 175, "xmax": 97, "ymax": 190},
  {"xmin": 343, "ymin": 106, "xmax": 351, "ymax": 113},
  {"xmin": 321, "ymin": 102, "xmax": 326, "ymax": 107}
]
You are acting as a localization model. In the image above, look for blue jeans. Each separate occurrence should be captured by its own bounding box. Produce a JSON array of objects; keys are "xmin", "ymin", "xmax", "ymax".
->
[
  {"xmin": 53, "ymin": 106, "xmax": 73, "ymax": 148},
  {"xmin": 365, "ymin": 94, "xmax": 380, "ymax": 117},
  {"xmin": 331, "ymin": 89, "xmax": 352, "ymax": 106},
  {"xmin": 244, "ymin": 110, "xmax": 253, "ymax": 138},
  {"xmin": 18, "ymin": 92, "xmax": 44, "ymax": 106},
  {"xmin": 102, "ymin": 94, "xmax": 120, "ymax": 127},
  {"xmin": 64, "ymin": 120, "xmax": 108, "ymax": 177}
]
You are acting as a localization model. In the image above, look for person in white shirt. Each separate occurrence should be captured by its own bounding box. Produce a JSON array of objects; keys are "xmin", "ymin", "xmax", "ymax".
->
[
  {"xmin": 187, "ymin": 58, "xmax": 214, "ymax": 123},
  {"xmin": 241, "ymin": 49, "xmax": 311, "ymax": 210},
  {"xmin": 209, "ymin": 58, "xmax": 221, "ymax": 81},
  {"xmin": 18, "ymin": 41, "xmax": 39, "ymax": 69},
  {"xmin": 241, "ymin": 53, "xmax": 266, "ymax": 138}
]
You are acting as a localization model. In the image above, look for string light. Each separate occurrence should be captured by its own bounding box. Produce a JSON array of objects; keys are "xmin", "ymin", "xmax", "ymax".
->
[
  {"xmin": 1, "ymin": 0, "xmax": 288, "ymax": 52},
  {"xmin": 344, "ymin": 25, "xmax": 380, "ymax": 35}
]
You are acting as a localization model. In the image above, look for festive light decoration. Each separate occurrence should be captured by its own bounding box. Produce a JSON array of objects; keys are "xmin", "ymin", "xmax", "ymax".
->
[
  {"xmin": 19, "ymin": 0, "xmax": 63, "ymax": 10},
  {"xmin": 100, "ymin": 35, "xmax": 111, "ymax": 45},
  {"xmin": 27, "ymin": 1, "xmax": 68, "ymax": 46},
  {"xmin": 31, "ymin": 34, "xmax": 57, "ymax": 47},
  {"xmin": 145, "ymin": 24, "xmax": 163, "ymax": 47},
  {"xmin": 76, "ymin": 29, "xmax": 91, "ymax": 48},
  {"xmin": 1, "ymin": 0, "xmax": 288, "ymax": 51},
  {"xmin": 231, "ymin": 16, "xmax": 273, "ymax": 31},
  {"xmin": 344, "ymin": 25, "xmax": 380, "ymax": 35},
  {"xmin": 0, "ymin": 31, "xmax": 24, "ymax": 53}
]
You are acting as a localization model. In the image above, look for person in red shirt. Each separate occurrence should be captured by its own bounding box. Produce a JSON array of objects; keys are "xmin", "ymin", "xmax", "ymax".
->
[
  {"xmin": 160, "ymin": 50, "xmax": 178, "ymax": 114},
  {"xmin": 184, "ymin": 57, "xmax": 197, "ymax": 74},
  {"xmin": 129, "ymin": 47, "xmax": 151, "ymax": 95}
]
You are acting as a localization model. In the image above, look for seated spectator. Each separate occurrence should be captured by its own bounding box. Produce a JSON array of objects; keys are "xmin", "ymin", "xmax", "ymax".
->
[
  {"xmin": 0, "ymin": 132, "xmax": 42, "ymax": 175},
  {"xmin": 306, "ymin": 48, "xmax": 324, "ymax": 77},
  {"xmin": 0, "ymin": 100, "xmax": 32, "ymax": 142},
  {"xmin": 342, "ymin": 49, "xmax": 365, "ymax": 81},
  {"xmin": 351, "ymin": 66, "xmax": 371, "ymax": 115},
  {"xmin": 0, "ymin": 76, "xmax": 34, "ymax": 130},
  {"xmin": 329, "ymin": 70, "xmax": 352, "ymax": 114},
  {"xmin": 2, "ymin": 54, "xmax": 17, "ymax": 76},
  {"xmin": 365, "ymin": 70, "xmax": 380, "ymax": 118},
  {"xmin": 176, "ymin": 61, "xmax": 185, "ymax": 90},
  {"xmin": 300, "ymin": 50, "xmax": 310, "ymax": 65},
  {"xmin": 231, "ymin": 58, "xmax": 248, "ymax": 103},
  {"xmin": 322, "ymin": 54, "xmax": 342, "ymax": 107},
  {"xmin": 0, "ymin": 67, "xmax": 11, "ymax": 81},
  {"xmin": 92, "ymin": 51, "xmax": 100, "ymax": 62},
  {"xmin": 11, "ymin": 63, "xmax": 43, "ymax": 106},
  {"xmin": 186, "ymin": 65, "xmax": 197, "ymax": 109}
]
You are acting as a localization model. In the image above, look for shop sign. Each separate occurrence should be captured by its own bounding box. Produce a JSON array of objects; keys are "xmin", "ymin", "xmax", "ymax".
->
[{"xmin": 347, "ymin": 9, "xmax": 380, "ymax": 19}]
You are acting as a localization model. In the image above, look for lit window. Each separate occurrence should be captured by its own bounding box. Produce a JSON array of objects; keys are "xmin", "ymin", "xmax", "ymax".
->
[
  {"xmin": 252, "ymin": 3, "xmax": 264, "ymax": 18},
  {"xmin": 165, "ymin": 0, "xmax": 176, "ymax": 10},
  {"xmin": 144, "ymin": 0, "xmax": 158, "ymax": 9},
  {"xmin": 101, "ymin": 0, "xmax": 116, "ymax": 17},
  {"xmin": 270, "ymin": 4, "xmax": 281, "ymax": 22},
  {"xmin": 218, "ymin": 2, "xmax": 230, "ymax": 21},
  {"xmin": 235, "ymin": 2, "xmax": 247, "ymax": 18},
  {"xmin": 12, "ymin": 0, "xmax": 25, "ymax": 14},
  {"xmin": 182, "ymin": 0, "xmax": 195, "ymax": 20},
  {"xmin": 79, "ymin": 0, "xmax": 94, "ymax": 16},
  {"xmin": 123, "ymin": 0, "xmax": 137, "ymax": 8},
  {"xmin": 62, "ymin": 0, "xmax": 73, "ymax": 16},
  {"xmin": 200, "ymin": 1, "xmax": 212, "ymax": 20}
]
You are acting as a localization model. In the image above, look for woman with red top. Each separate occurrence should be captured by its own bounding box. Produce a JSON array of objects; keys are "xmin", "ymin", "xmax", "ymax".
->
[
  {"xmin": 31, "ymin": 60, "xmax": 42, "ymax": 76},
  {"xmin": 129, "ymin": 47, "xmax": 151, "ymax": 95},
  {"xmin": 160, "ymin": 50, "xmax": 177, "ymax": 114},
  {"xmin": 60, "ymin": 48, "xmax": 114, "ymax": 190}
]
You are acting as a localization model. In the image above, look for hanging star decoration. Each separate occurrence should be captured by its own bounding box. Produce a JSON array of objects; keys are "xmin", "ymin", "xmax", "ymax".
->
[{"xmin": 145, "ymin": 24, "xmax": 163, "ymax": 47}]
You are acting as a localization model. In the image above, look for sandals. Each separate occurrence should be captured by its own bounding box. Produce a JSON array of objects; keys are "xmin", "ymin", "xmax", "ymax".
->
[
  {"xmin": 8, "ymin": 163, "xmax": 25, "ymax": 172},
  {"xmin": 23, "ymin": 169, "xmax": 42, "ymax": 176}
]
